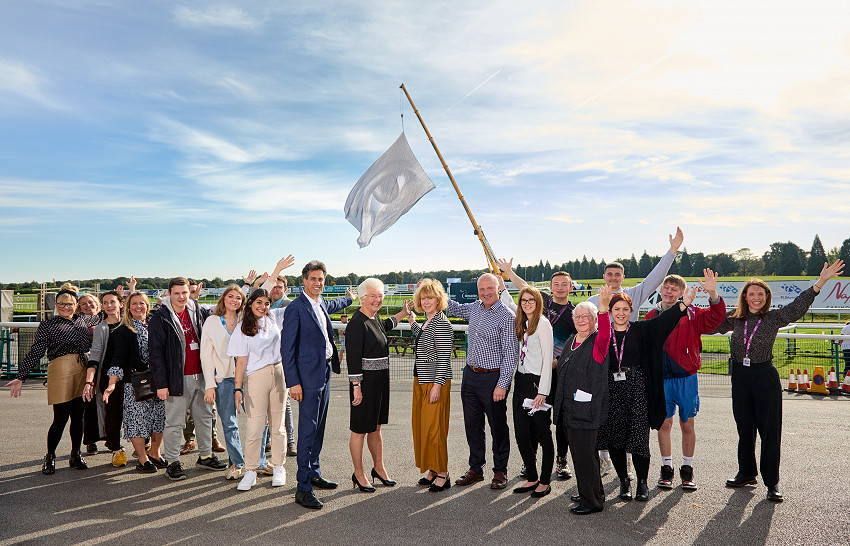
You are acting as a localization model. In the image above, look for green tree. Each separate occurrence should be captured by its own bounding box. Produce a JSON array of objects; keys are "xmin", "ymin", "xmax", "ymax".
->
[
  {"xmin": 838, "ymin": 238, "xmax": 850, "ymax": 274},
  {"xmin": 628, "ymin": 255, "xmax": 639, "ymax": 278},
  {"xmin": 708, "ymin": 253, "xmax": 736, "ymax": 276},
  {"xmin": 638, "ymin": 251, "xmax": 652, "ymax": 277},
  {"xmin": 807, "ymin": 235, "xmax": 827, "ymax": 275},
  {"xmin": 690, "ymin": 252, "xmax": 707, "ymax": 274},
  {"xmin": 580, "ymin": 256, "xmax": 590, "ymax": 279},
  {"xmin": 679, "ymin": 249, "xmax": 692, "ymax": 277}
]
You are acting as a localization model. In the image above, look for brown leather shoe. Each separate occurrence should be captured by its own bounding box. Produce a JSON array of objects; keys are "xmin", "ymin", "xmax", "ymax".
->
[
  {"xmin": 179, "ymin": 440, "xmax": 196, "ymax": 455},
  {"xmin": 455, "ymin": 469, "xmax": 484, "ymax": 486},
  {"xmin": 491, "ymin": 471, "xmax": 508, "ymax": 489},
  {"xmin": 211, "ymin": 439, "xmax": 226, "ymax": 453}
]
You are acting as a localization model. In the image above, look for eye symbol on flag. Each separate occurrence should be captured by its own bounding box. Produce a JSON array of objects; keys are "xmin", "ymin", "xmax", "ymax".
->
[{"xmin": 345, "ymin": 133, "xmax": 435, "ymax": 248}]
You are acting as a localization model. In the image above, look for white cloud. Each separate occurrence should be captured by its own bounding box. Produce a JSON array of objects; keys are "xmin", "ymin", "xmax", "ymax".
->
[
  {"xmin": 173, "ymin": 6, "xmax": 263, "ymax": 30},
  {"xmin": 0, "ymin": 58, "xmax": 60, "ymax": 110}
]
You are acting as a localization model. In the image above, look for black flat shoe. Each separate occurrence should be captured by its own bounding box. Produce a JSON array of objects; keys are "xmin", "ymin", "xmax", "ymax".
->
[
  {"xmin": 726, "ymin": 475, "xmax": 758, "ymax": 488},
  {"xmin": 570, "ymin": 504, "xmax": 601, "ymax": 515},
  {"xmin": 513, "ymin": 482, "xmax": 539, "ymax": 494},
  {"xmin": 419, "ymin": 472, "xmax": 437, "ymax": 486},
  {"xmin": 635, "ymin": 480, "xmax": 649, "ymax": 501},
  {"xmin": 295, "ymin": 489, "xmax": 323, "ymax": 509},
  {"xmin": 69, "ymin": 451, "xmax": 88, "ymax": 470},
  {"xmin": 767, "ymin": 486, "xmax": 783, "ymax": 502},
  {"xmin": 42, "ymin": 453, "xmax": 55, "ymax": 475},
  {"xmin": 619, "ymin": 478, "xmax": 632, "ymax": 501},
  {"xmin": 150, "ymin": 456, "xmax": 168, "ymax": 469},
  {"xmin": 530, "ymin": 485, "xmax": 551, "ymax": 498},
  {"xmin": 429, "ymin": 474, "xmax": 451, "ymax": 492},
  {"xmin": 310, "ymin": 475, "xmax": 338, "ymax": 489},
  {"xmin": 371, "ymin": 467, "xmax": 396, "ymax": 486},
  {"xmin": 352, "ymin": 473, "xmax": 376, "ymax": 493}
]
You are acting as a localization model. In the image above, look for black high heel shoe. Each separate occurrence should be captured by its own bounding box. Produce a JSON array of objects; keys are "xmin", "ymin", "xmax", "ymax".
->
[
  {"xmin": 371, "ymin": 467, "xmax": 396, "ymax": 487},
  {"xmin": 69, "ymin": 450, "xmax": 88, "ymax": 470},
  {"xmin": 429, "ymin": 474, "xmax": 451, "ymax": 492},
  {"xmin": 352, "ymin": 473, "xmax": 376, "ymax": 493},
  {"xmin": 419, "ymin": 471, "xmax": 438, "ymax": 486},
  {"xmin": 42, "ymin": 453, "xmax": 55, "ymax": 475}
]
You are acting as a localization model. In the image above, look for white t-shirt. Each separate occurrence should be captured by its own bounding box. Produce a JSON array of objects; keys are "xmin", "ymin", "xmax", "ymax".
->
[
  {"xmin": 227, "ymin": 308, "xmax": 287, "ymax": 376},
  {"xmin": 842, "ymin": 323, "xmax": 850, "ymax": 351}
]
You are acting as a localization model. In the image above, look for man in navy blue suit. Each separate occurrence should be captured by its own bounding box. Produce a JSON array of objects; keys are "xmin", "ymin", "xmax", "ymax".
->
[{"xmin": 281, "ymin": 260, "xmax": 354, "ymax": 509}]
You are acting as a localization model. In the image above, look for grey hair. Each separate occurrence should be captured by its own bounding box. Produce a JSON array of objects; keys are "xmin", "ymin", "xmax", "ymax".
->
[
  {"xmin": 573, "ymin": 301, "xmax": 599, "ymax": 330},
  {"xmin": 357, "ymin": 277, "xmax": 384, "ymax": 299}
]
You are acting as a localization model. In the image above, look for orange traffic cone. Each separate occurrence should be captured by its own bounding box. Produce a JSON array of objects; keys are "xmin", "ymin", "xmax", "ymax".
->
[
  {"xmin": 807, "ymin": 366, "xmax": 829, "ymax": 395},
  {"xmin": 798, "ymin": 369, "xmax": 809, "ymax": 392},
  {"xmin": 827, "ymin": 367, "xmax": 840, "ymax": 391},
  {"xmin": 786, "ymin": 369, "xmax": 798, "ymax": 392},
  {"xmin": 841, "ymin": 373, "xmax": 850, "ymax": 395}
]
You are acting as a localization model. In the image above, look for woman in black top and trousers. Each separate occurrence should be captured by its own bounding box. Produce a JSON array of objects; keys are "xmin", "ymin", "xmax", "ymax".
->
[
  {"xmin": 346, "ymin": 278, "xmax": 412, "ymax": 492},
  {"xmin": 713, "ymin": 259, "xmax": 843, "ymax": 502}
]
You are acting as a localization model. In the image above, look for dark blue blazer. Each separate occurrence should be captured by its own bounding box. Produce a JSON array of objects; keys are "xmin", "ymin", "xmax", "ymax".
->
[{"xmin": 281, "ymin": 292, "xmax": 352, "ymax": 390}]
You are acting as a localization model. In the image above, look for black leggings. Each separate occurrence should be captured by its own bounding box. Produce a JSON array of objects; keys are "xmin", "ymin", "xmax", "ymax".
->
[
  {"xmin": 610, "ymin": 448, "xmax": 650, "ymax": 482},
  {"xmin": 47, "ymin": 397, "xmax": 84, "ymax": 455}
]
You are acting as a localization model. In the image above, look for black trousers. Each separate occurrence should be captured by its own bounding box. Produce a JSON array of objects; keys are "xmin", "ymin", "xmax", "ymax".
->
[
  {"xmin": 82, "ymin": 397, "xmax": 102, "ymax": 446},
  {"xmin": 551, "ymin": 371, "xmax": 568, "ymax": 459},
  {"xmin": 565, "ymin": 425, "xmax": 604, "ymax": 511},
  {"xmin": 610, "ymin": 449, "xmax": 650, "ymax": 481},
  {"xmin": 47, "ymin": 397, "xmax": 84, "ymax": 454},
  {"xmin": 103, "ymin": 383, "xmax": 124, "ymax": 451},
  {"xmin": 731, "ymin": 360, "xmax": 782, "ymax": 487},
  {"xmin": 461, "ymin": 366, "xmax": 509, "ymax": 474},
  {"xmin": 512, "ymin": 372, "xmax": 554, "ymax": 484}
]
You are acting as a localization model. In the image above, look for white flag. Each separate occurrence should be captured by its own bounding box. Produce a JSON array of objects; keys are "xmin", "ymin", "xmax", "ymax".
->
[{"xmin": 344, "ymin": 132, "xmax": 435, "ymax": 248}]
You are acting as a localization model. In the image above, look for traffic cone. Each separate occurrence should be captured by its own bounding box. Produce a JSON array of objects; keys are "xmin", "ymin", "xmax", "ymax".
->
[
  {"xmin": 807, "ymin": 366, "xmax": 829, "ymax": 395},
  {"xmin": 786, "ymin": 369, "xmax": 798, "ymax": 392},
  {"xmin": 798, "ymin": 369, "xmax": 809, "ymax": 392},
  {"xmin": 827, "ymin": 367, "xmax": 840, "ymax": 392},
  {"xmin": 841, "ymin": 373, "xmax": 850, "ymax": 395}
]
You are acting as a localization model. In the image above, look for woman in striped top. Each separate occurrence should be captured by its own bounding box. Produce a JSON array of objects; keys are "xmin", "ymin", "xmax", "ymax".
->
[{"xmin": 407, "ymin": 279, "xmax": 454, "ymax": 492}]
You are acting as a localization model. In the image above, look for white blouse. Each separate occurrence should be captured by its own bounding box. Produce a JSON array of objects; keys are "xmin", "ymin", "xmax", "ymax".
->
[
  {"xmin": 227, "ymin": 308, "xmax": 287, "ymax": 376},
  {"xmin": 502, "ymin": 291, "xmax": 554, "ymax": 396}
]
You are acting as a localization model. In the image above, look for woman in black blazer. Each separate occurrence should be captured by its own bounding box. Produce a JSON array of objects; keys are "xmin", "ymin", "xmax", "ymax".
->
[
  {"xmin": 104, "ymin": 292, "xmax": 166, "ymax": 473},
  {"xmin": 407, "ymin": 279, "xmax": 454, "ymax": 492}
]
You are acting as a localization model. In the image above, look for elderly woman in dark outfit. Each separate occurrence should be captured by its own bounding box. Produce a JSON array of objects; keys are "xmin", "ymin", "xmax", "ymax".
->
[
  {"xmin": 597, "ymin": 289, "xmax": 693, "ymax": 503},
  {"xmin": 555, "ymin": 287, "xmax": 612, "ymax": 515},
  {"xmin": 346, "ymin": 278, "xmax": 413, "ymax": 492},
  {"xmin": 5, "ymin": 288, "xmax": 101, "ymax": 474},
  {"xmin": 714, "ymin": 259, "xmax": 843, "ymax": 502}
]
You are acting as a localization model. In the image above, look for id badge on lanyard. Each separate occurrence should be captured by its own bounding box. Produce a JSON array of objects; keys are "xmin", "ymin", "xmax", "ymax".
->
[{"xmin": 613, "ymin": 371, "xmax": 626, "ymax": 381}]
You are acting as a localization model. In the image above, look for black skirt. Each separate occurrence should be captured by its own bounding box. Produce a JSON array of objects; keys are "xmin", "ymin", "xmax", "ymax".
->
[{"xmin": 349, "ymin": 369, "xmax": 390, "ymax": 434}]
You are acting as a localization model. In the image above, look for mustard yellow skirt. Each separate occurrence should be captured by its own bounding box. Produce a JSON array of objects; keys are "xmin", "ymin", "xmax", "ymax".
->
[
  {"xmin": 46, "ymin": 354, "xmax": 86, "ymax": 406},
  {"xmin": 412, "ymin": 378, "xmax": 451, "ymax": 474}
]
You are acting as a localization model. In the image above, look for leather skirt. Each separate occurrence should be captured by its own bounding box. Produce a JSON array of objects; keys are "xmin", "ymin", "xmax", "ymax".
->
[{"xmin": 46, "ymin": 354, "xmax": 86, "ymax": 405}]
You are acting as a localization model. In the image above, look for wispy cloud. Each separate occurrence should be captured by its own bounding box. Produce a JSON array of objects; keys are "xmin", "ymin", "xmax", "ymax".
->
[
  {"xmin": 0, "ymin": 58, "xmax": 61, "ymax": 110},
  {"xmin": 173, "ymin": 6, "xmax": 263, "ymax": 30}
]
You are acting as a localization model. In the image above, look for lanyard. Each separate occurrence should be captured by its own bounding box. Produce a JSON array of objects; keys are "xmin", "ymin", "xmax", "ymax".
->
[
  {"xmin": 519, "ymin": 333, "xmax": 529, "ymax": 367},
  {"xmin": 610, "ymin": 323, "xmax": 630, "ymax": 372},
  {"xmin": 547, "ymin": 300, "xmax": 570, "ymax": 324},
  {"xmin": 743, "ymin": 317, "xmax": 762, "ymax": 357}
]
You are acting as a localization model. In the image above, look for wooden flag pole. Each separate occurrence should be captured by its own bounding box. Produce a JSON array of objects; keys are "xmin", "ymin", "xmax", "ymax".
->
[{"xmin": 399, "ymin": 83, "xmax": 503, "ymax": 276}]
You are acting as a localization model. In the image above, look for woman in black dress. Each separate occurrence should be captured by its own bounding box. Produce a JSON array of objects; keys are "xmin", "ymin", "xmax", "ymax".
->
[
  {"xmin": 597, "ymin": 290, "xmax": 692, "ymax": 502},
  {"xmin": 346, "ymin": 278, "xmax": 412, "ymax": 492}
]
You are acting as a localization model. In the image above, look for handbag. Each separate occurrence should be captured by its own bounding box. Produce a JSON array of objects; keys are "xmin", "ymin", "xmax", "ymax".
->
[{"xmin": 130, "ymin": 369, "xmax": 156, "ymax": 402}]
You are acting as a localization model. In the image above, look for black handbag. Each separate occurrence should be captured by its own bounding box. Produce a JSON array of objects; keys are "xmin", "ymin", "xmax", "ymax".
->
[{"xmin": 131, "ymin": 370, "xmax": 156, "ymax": 402}]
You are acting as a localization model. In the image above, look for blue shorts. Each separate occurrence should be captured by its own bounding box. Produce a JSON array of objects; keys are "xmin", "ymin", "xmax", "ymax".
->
[{"xmin": 664, "ymin": 374, "xmax": 700, "ymax": 422}]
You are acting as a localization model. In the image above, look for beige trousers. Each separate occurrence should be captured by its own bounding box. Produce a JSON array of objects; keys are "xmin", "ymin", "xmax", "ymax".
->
[{"xmin": 244, "ymin": 363, "xmax": 287, "ymax": 470}]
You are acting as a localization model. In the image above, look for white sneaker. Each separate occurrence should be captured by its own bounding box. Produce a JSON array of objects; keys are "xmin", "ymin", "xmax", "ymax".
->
[
  {"xmin": 237, "ymin": 470, "xmax": 257, "ymax": 491},
  {"xmin": 226, "ymin": 464, "xmax": 242, "ymax": 480},
  {"xmin": 627, "ymin": 458, "xmax": 636, "ymax": 481},
  {"xmin": 600, "ymin": 457, "xmax": 614, "ymax": 477},
  {"xmin": 272, "ymin": 465, "xmax": 286, "ymax": 487}
]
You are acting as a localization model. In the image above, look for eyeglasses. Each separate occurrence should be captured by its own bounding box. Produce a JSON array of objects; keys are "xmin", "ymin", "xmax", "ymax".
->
[
  {"xmin": 574, "ymin": 314, "xmax": 593, "ymax": 321},
  {"xmin": 56, "ymin": 303, "xmax": 76, "ymax": 308},
  {"xmin": 520, "ymin": 298, "xmax": 536, "ymax": 304}
]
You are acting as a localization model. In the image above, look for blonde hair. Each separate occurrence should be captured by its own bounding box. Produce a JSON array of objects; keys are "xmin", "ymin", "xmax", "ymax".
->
[
  {"xmin": 122, "ymin": 292, "xmax": 151, "ymax": 332},
  {"xmin": 76, "ymin": 293, "xmax": 100, "ymax": 314},
  {"xmin": 413, "ymin": 278, "xmax": 448, "ymax": 313},
  {"xmin": 213, "ymin": 284, "xmax": 245, "ymax": 317},
  {"xmin": 515, "ymin": 286, "xmax": 544, "ymax": 340}
]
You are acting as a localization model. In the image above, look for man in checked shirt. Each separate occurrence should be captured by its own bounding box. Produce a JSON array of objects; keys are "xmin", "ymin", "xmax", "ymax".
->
[{"xmin": 447, "ymin": 273, "xmax": 519, "ymax": 489}]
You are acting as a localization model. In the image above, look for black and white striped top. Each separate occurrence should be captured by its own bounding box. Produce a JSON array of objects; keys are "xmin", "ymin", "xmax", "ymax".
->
[{"xmin": 411, "ymin": 312, "xmax": 453, "ymax": 385}]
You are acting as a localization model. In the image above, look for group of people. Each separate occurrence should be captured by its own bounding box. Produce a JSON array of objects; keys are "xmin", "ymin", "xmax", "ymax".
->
[{"xmin": 5, "ymin": 227, "xmax": 846, "ymax": 514}]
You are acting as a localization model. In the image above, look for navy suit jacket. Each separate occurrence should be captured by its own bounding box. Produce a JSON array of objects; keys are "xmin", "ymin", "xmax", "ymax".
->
[{"xmin": 281, "ymin": 292, "xmax": 352, "ymax": 390}]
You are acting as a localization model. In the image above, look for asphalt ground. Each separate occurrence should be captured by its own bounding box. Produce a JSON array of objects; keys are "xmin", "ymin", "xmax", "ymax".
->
[{"xmin": 1, "ymin": 377, "xmax": 848, "ymax": 546}]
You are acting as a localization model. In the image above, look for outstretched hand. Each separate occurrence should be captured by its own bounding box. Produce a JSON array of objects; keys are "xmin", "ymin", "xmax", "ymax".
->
[
  {"xmin": 495, "ymin": 258, "xmax": 514, "ymax": 274},
  {"xmin": 189, "ymin": 282, "xmax": 203, "ymax": 300},
  {"xmin": 683, "ymin": 286, "xmax": 697, "ymax": 307},
  {"xmin": 817, "ymin": 259, "xmax": 845, "ymax": 289},
  {"xmin": 346, "ymin": 287, "xmax": 357, "ymax": 301},
  {"xmin": 242, "ymin": 270, "xmax": 257, "ymax": 285},
  {"xmin": 276, "ymin": 254, "xmax": 296, "ymax": 271},
  {"xmin": 669, "ymin": 226, "xmax": 684, "ymax": 253},
  {"xmin": 128, "ymin": 275, "xmax": 137, "ymax": 292},
  {"xmin": 598, "ymin": 285, "xmax": 612, "ymax": 310},
  {"xmin": 697, "ymin": 268, "xmax": 718, "ymax": 298}
]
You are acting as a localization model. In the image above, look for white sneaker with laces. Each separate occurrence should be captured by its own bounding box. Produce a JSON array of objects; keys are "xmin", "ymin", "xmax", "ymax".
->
[
  {"xmin": 237, "ymin": 470, "xmax": 257, "ymax": 491},
  {"xmin": 272, "ymin": 466, "xmax": 286, "ymax": 487}
]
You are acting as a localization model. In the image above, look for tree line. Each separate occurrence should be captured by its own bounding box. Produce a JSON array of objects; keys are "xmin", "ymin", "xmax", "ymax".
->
[{"xmin": 2, "ymin": 236, "xmax": 848, "ymax": 293}]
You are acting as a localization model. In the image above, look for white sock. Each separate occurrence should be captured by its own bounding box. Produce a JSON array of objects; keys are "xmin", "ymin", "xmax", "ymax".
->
[
  {"xmin": 662, "ymin": 456, "xmax": 673, "ymax": 467},
  {"xmin": 682, "ymin": 455, "xmax": 694, "ymax": 467}
]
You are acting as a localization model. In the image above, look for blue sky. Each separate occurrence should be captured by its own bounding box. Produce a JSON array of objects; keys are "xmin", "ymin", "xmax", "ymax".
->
[{"xmin": 2, "ymin": 1, "xmax": 849, "ymax": 282}]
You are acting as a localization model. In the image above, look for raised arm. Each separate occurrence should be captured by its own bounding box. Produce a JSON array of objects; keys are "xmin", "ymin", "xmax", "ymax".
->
[
  {"xmin": 260, "ymin": 255, "xmax": 296, "ymax": 292},
  {"xmin": 496, "ymin": 258, "xmax": 529, "ymax": 290},
  {"xmin": 777, "ymin": 259, "xmax": 846, "ymax": 325}
]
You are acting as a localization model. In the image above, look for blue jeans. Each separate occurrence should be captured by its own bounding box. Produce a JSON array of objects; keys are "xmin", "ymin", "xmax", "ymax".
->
[{"xmin": 215, "ymin": 377, "xmax": 244, "ymax": 468}]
